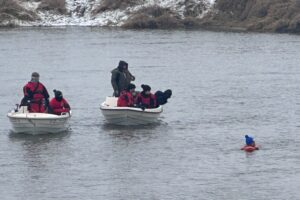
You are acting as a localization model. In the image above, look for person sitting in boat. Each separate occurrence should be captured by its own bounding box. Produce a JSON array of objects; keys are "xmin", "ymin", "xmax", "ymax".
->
[
  {"xmin": 245, "ymin": 135, "xmax": 256, "ymax": 147},
  {"xmin": 117, "ymin": 84, "xmax": 136, "ymax": 107},
  {"xmin": 135, "ymin": 84, "xmax": 156, "ymax": 109},
  {"xmin": 20, "ymin": 72, "xmax": 50, "ymax": 113},
  {"xmin": 49, "ymin": 90, "xmax": 71, "ymax": 115},
  {"xmin": 155, "ymin": 89, "xmax": 172, "ymax": 107},
  {"xmin": 111, "ymin": 60, "xmax": 135, "ymax": 97}
]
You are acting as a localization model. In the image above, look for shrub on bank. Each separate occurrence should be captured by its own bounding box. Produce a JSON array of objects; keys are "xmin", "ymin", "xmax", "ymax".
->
[
  {"xmin": 0, "ymin": 0, "xmax": 37, "ymax": 23},
  {"xmin": 183, "ymin": 0, "xmax": 209, "ymax": 18},
  {"xmin": 92, "ymin": 0, "xmax": 143, "ymax": 15},
  {"xmin": 37, "ymin": 0, "xmax": 67, "ymax": 14},
  {"xmin": 182, "ymin": 17, "xmax": 201, "ymax": 28},
  {"xmin": 210, "ymin": 0, "xmax": 300, "ymax": 33},
  {"xmin": 122, "ymin": 6, "xmax": 184, "ymax": 29}
]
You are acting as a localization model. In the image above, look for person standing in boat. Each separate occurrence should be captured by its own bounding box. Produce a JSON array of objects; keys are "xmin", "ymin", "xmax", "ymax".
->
[
  {"xmin": 135, "ymin": 84, "xmax": 156, "ymax": 109},
  {"xmin": 21, "ymin": 72, "xmax": 50, "ymax": 113},
  {"xmin": 117, "ymin": 84, "xmax": 136, "ymax": 107},
  {"xmin": 49, "ymin": 90, "xmax": 71, "ymax": 115},
  {"xmin": 111, "ymin": 60, "xmax": 135, "ymax": 97}
]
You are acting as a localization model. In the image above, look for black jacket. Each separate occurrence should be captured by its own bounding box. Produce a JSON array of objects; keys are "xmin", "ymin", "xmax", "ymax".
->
[{"xmin": 111, "ymin": 68, "xmax": 135, "ymax": 96}]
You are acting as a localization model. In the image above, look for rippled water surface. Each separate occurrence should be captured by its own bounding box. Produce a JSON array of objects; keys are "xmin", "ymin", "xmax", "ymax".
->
[{"xmin": 0, "ymin": 27, "xmax": 300, "ymax": 200}]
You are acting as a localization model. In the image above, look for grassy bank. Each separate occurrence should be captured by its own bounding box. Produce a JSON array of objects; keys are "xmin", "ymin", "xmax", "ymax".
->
[
  {"xmin": 202, "ymin": 0, "xmax": 300, "ymax": 33},
  {"xmin": 37, "ymin": 0, "xmax": 67, "ymax": 14},
  {"xmin": 0, "ymin": 0, "xmax": 37, "ymax": 25},
  {"xmin": 92, "ymin": 0, "xmax": 143, "ymax": 14},
  {"xmin": 1, "ymin": 0, "xmax": 300, "ymax": 33}
]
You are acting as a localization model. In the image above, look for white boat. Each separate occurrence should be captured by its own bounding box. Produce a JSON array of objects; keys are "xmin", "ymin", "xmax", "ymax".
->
[
  {"xmin": 100, "ymin": 97, "xmax": 163, "ymax": 125},
  {"xmin": 7, "ymin": 106, "xmax": 71, "ymax": 134}
]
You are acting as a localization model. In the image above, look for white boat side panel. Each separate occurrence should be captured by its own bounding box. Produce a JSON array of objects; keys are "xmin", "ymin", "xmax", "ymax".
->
[
  {"xmin": 100, "ymin": 97, "xmax": 162, "ymax": 125},
  {"xmin": 7, "ymin": 106, "xmax": 71, "ymax": 134}
]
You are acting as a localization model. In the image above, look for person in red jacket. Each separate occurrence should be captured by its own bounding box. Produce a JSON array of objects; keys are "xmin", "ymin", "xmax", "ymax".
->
[
  {"xmin": 49, "ymin": 90, "xmax": 71, "ymax": 115},
  {"xmin": 135, "ymin": 84, "xmax": 156, "ymax": 109},
  {"xmin": 21, "ymin": 72, "xmax": 50, "ymax": 113},
  {"xmin": 117, "ymin": 84, "xmax": 136, "ymax": 107}
]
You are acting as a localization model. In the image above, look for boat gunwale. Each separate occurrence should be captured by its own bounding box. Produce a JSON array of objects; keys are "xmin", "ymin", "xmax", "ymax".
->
[{"xmin": 7, "ymin": 112, "xmax": 71, "ymax": 120}]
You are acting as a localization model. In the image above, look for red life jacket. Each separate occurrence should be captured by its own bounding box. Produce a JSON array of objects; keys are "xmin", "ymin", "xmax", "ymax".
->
[
  {"xmin": 117, "ymin": 91, "xmax": 134, "ymax": 107},
  {"xmin": 49, "ymin": 98, "xmax": 70, "ymax": 115},
  {"xmin": 23, "ymin": 82, "xmax": 49, "ymax": 113},
  {"xmin": 136, "ymin": 93, "xmax": 156, "ymax": 108}
]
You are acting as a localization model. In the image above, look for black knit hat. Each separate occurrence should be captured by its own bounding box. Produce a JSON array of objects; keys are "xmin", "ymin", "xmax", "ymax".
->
[
  {"xmin": 141, "ymin": 84, "xmax": 151, "ymax": 92},
  {"xmin": 31, "ymin": 72, "xmax": 40, "ymax": 77},
  {"xmin": 127, "ymin": 83, "xmax": 136, "ymax": 91},
  {"xmin": 53, "ymin": 89, "xmax": 63, "ymax": 98}
]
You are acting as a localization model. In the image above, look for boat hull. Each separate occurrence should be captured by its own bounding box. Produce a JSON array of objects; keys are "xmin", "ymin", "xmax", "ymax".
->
[
  {"xmin": 101, "ymin": 108, "xmax": 162, "ymax": 125},
  {"xmin": 100, "ymin": 97, "xmax": 162, "ymax": 125},
  {"xmin": 7, "ymin": 107, "xmax": 71, "ymax": 134}
]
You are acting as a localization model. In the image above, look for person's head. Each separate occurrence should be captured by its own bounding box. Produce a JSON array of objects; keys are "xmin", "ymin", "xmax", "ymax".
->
[
  {"xmin": 245, "ymin": 135, "xmax": 254, "ymax": 145},
  {"xmin": 31, "ymin": 72, "xmax": 40, "ymax": 82},
  {"xmin": 141, "ymin": 84, "xmax": 151, "ymax": 95},
  {"xmin": 245, "ymin": 135, "xmax": 251, "ymax": 139},
  {"xmin": 164, "ymin": 89, "xmax": 172, "ymax": 99},
  {"xmin": 118, "ymin": 60, "xmax": 128, "ymax": 72},
  {"xmin": 127, "ymin": 83, "xmax": 136, "ymax": 92},
  {"xmin": 53, "ymin": 89, "xmax": 63, "ymax": 101}
]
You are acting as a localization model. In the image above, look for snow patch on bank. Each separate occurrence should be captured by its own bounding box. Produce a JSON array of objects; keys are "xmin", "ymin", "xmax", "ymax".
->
[
  {"xmin": 20, "ymin": 1, "xmax": 40, "ymax": 11},
  {"xmin": 17, "ymin": 0, "xmax": 215, "ymax": 26}
]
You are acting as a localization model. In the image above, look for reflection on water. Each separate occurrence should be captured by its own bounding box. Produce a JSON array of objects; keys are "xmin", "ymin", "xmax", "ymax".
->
[
  {"xmin": 8, "ymin": 130, "xmax": 71, "ymax": 143},
  {"xmin": 5, "ymin": 130, "xmax": 72, "ymax": 199},
  {"xmin": 101, "ymin": 122, "xmax": 163, "ymax": 131}
]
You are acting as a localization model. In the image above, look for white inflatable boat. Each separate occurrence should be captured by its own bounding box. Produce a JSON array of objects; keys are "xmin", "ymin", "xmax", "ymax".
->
[
  {"xmin": 7, "ymin": 106, "xmax": 71, "ymax": 134},
  {"xmin": 100, "ymin": 97, "xmax": 163, "ymax": 125}
]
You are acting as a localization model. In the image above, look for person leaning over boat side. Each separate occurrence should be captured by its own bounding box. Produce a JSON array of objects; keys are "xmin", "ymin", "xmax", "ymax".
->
[
  {"xmin": 155, "ymin": 89, "xmax": 172, "ymax": 107},
  {"xmin": 49, "ymin": 90, "xmax": 71, "ymax": 115},
  {"xmin": 135, "ymin": 84, "xmax": 156, "ymax": 109},
  {"xmin": 20, "ymin": 72, "xmax": 50, "ymax": 113},
  {"xmin": 111, "ymin": 60, "xmax": 135, "ymax": 97},
  {"xmin": 117, "ymin": 84, "xmax": 136, "ymax": 107}
]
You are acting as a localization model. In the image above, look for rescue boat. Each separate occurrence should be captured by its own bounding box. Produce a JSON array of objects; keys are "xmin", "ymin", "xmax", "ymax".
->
[
  {"xmin": 7, "ymin": 106, "xmax": 71, "ymax": 134},
  {"xmin": 100, "ymin": 97, "xmax": 163, "ymax": 125}
]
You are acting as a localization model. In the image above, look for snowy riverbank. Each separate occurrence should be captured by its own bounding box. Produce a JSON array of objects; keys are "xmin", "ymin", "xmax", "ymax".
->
[{"xmin": 1, "ymin": 0, "xmax": 300, "ymax": 33}]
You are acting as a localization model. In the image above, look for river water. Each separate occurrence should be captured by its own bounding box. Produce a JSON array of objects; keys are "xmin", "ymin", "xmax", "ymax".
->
[{"xmin": 0, "ymin": 27, "xmax": 300, "ymax": 200}]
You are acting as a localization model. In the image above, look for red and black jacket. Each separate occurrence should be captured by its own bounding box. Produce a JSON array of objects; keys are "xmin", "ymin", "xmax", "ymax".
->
[
  {"xmin": 117, "ymin": 91, "xmax": 134, "ymax": 107},
  {"xmin": 136, "ymin": 92, "xmax": 156, "ymax": 108},
  {"xmin": 49, "ymin": 98, "xmax": 70, "ymax": 115},
  {"xmin": 21, "ymin": 81, "xmax": 49, "ymax": 112}
]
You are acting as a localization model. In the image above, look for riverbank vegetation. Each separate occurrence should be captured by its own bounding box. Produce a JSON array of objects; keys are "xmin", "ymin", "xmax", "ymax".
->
[
  {"xmin": 122, "ymin": 0, "xmax": 208, "ymax": 29},
  {"xmin": 122, "ymin": 6, "xmax": 183, "ymax": 29},
  {"xmin": 203, "ymin": 0, "xmax": 300, "ymax": 33},
  {"xmin": 37, "ymin": 0, "xmax": 67, "ymax": 14},
  {"xmin": 1, "ymin": 0, "xmax": 300, "ymax": 33},
  {"xmin": 92, "ymin": 0, "xmax": 143, "ymax": 14},
  {"xmin": 0, "ymin": 0, "xmax": 37, "ymax": 24}
]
